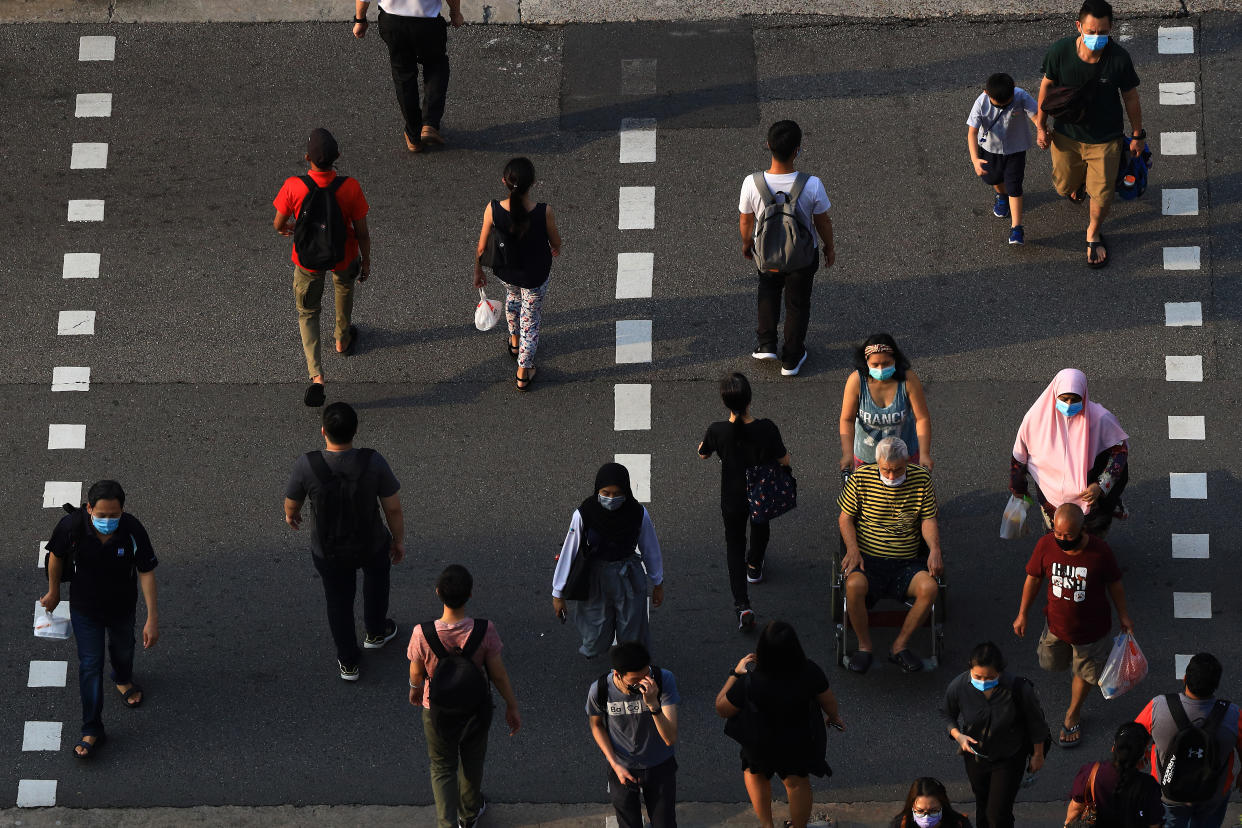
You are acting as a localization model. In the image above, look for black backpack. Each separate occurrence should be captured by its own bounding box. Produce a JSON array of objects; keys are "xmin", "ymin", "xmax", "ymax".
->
[
  {"xmin": 1159, "ymin": 694, "xmax": 1231, "ymax": 802},
  {"xmin": 293, "ymin": 175, "xmax": 348, "ymax": 271},
  {"xmin": 750, "ymin": 172, "xmax": 819, "ymax": 275},
  {"xmin": 306, "ymin": 449, "xmax": 377, "ymax": 564},
  {"xmin": 594, "ymin": 667, "xmax": 664, "ymax": 714},
  {"xmin": 478, "ymin": 200, "xmax": 524, "ymax": 273},
  {"xmin": 424, "ymin": 620, "xmax": 492, "ymax": 734},
  {"xmin": 723, "ymin": 672, "xmax": 829, "ymax": 776}
]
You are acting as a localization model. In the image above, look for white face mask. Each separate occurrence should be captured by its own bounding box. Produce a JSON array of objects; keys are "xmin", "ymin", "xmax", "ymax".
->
[{"xmin": 879, "ymin": 472, "xmax": 907, "ymax": 488}]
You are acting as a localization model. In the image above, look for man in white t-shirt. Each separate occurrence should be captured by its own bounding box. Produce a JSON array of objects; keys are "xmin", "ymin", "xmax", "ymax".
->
[{"xmin": 739, "ymin": 120, "xmax": 835, "ymax": 377}]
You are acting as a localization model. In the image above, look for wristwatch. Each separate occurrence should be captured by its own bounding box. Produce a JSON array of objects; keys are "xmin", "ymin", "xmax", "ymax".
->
[
  {"xmin": 730, "ymin": 670, "xmax": 746, "ymax": 678},
  {"xmin": 1130, "ymin": 129, "xmax": 1147, "ymax": 139},
  {"xmin": 648, "ymin": 707, "xmax": 662, "ymax": 716},
  {"xmin": 353, "ymin": 16, "xmax": 367, "ymax": 23}
]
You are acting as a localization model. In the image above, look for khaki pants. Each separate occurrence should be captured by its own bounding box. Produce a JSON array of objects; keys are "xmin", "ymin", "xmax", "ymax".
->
[
  {"xmin": 1050, "ymin": 132, "xmax": 1122, "ymax": 206},
  {"xmin": 293, "ymin": 260, "xmax": 358, "ymax": 379}
]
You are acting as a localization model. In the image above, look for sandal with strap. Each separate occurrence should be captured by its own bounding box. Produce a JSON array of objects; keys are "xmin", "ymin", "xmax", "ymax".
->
[
  {"xmin": 119, "ymin": 682, "xmax": 144, "ymax": 708},
  {"xmin": 73, "ymin": 733, "xmax": 106, "ymax": 759},
  {"xmin": 508, "ymin": 339, "xmax": 519, "ymax": 360},
  {"xmin": 1060, "ymin": 722, "xmax": 1084, "ymax": 748},
  {"xmin": 1087, "ymin": 234, "xmax": 1109, "ymax": 269},
  {"xmin": 889, "ymin": 648, "xmax": 925, "ymax": 673},
  {"xmin": 516, "ymin": 368, "xmax": 537, "ymax": 392}
]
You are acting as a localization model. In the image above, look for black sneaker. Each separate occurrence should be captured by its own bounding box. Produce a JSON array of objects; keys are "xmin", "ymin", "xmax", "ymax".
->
[
  {"xmin": 338, "ymin": 660, "xmax": 359, "ymax": 682},
  {"xmin": 363, "ymin": 619, "xmax": 399, "ymax": 649},
  {"xmin": 746, "ymin": 562, "xmax": 764, "ymax": 584},
  {"xmin": 459, "ymin": 798, "xmax": 487, "ymax": 828},
  {"xmin": 737, "ymin": 607, "xmax": 756, "ymax": 632}
]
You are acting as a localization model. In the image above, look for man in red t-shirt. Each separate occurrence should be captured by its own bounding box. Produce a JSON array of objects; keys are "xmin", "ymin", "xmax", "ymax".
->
[
  {"xmin": 1013, "ymin": 503, "xmax": 1132, "ymax": 749},
  {"xmin": 272, "ymin": 128, "xmax": 370, "ymax": 407}
]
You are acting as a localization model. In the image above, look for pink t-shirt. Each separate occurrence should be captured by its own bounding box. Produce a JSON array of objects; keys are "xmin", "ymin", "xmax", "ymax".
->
[{"xmin": 408, "ymin": 618, "xmax": 503, "ymax": 707}]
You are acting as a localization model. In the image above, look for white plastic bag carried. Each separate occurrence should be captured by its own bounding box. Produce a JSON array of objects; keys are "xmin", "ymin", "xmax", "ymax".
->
[
  {"xmin": 999, "ymin": 494, "xmax": 1033, "ymax": 540},
  {"xmin": 33, "ymin": 601, "xmax": 71, "ymax": 640},
  {"xmin": 1099, "ymin": 632, "xmax": 1149, "ymax": 699},
  {"xmin": 474, "ymin": 288, "xmax": 503, "ymax": 332}
]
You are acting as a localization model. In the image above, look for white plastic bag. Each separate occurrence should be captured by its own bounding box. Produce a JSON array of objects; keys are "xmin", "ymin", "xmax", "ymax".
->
[
  {"xmin": 1099, "ymin": 632, "xmax": 1149, "ymax": 699},
  {"xmin": 999, "ymin": 494, "xmax": 1032, "ymax": 540},
  {"xmin": 33, "ymin": 601, "xmax": 71, "ymax": 640},
  {"xmin": 474, "ymin": 288, "xmax": 503, "ymax": 332}
]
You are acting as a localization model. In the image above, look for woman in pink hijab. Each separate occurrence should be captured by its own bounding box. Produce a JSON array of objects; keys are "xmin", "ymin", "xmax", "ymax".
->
[{"xmin": 1010, "ymin": 369, "xmax": 1129, "ymax": 534}]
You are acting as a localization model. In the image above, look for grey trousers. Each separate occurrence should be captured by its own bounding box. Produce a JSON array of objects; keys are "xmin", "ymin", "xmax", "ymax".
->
[{"xmin": 574, "ymin": 556, "xmax": 650, "ymax": 657}]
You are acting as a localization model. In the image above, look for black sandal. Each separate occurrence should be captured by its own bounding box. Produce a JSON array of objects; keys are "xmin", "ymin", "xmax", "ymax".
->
[
  {"xmin": 73, "ymin": 733, "xmax": 106, "ymax": 759},
  {"xmin": 507, "ymin": 338, "xmax": 519, "ymax": 360},
  {"xmin": 1087, "ymin": 234, "xmax": 1109, "ymax": 269},
  {"xmin": 889, "ymin": 648, "xmax": 925, "ymax": 673},
  {"xmin": 119, "ymin": 682, "xmax": 143, "ymax": 708},
  {"xmin": 516, "ymin": 368, "xmax": 537, "ymax": 391},
  {"xmin": 847, "ymin": 650, "xmax": 873, "ymax": 674},
  {"xmin": 1066, "ymin": 186, "xmax": 1087, "ymax": 205},
  {"xmin": 303, "ymin": 382, "xmax": 326, "ymax": 407}
]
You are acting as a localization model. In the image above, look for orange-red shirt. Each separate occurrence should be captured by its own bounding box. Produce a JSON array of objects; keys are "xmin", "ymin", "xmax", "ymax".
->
[{"xmin": 273, "ymin": 170, "xmax": 368, "ymax": 272}]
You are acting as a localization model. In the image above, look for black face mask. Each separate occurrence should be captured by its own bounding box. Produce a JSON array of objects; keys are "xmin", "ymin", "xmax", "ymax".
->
[{"xmin": 1055, "ymin": 535, "xmax": 1081, "ymax": 551}]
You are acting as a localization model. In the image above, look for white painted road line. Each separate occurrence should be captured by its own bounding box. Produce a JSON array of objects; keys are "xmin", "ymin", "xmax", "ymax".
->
[
  {"xmin": 22, "ymin": 722, "xmax": 62, "ymax": 752},
  {"xmin": 48, "ymin": 424, "xmax": 87, "ymax": 449},
  {"xmin": 78, "ymin": 35, "xmax": 115, "ymax": 61},
  {"xmin": 1164, "ymin": 302, "xmax": 1202, "ymax": 327},
  {"xmin": 1169, "ymin": 472, "xmax": 1207, "ymax": 500},
  {"xmin": 1173, "ymin": 592, "xmax": 1212, "ymax": 619},
  {"xmin": 1175, "ymin": 654, "xmax": 1193, "ymax": 679},
  {"xmin": 616, "ymin": 320, "xmax": 653, "ymax": 363},
  {"xmin": 1165, "ymin": 356, "xmax": 1202, "ymax": 382},
  {"xmin": 614, "ymin": 453, "xmax": 651, "ymax": 502},
  {"xmin": 616, "ymin": 252, "xmax": 654, "ymax": 299},
  {"xmin": 38, "ymin": 542, "xmax": 49, "ymax": 568},
  {"xmin": 58, "ymin": 310, "xmax": 97, "ymax": 336},
  {"xmin": 618, "ymin": 187, "xmax": 655, "ymax": 230},
  {"xmin": 1160, "ymin": 132, "xmax": 1197, "ymax": 156},
  {"xmin": 52, "ymin": 366, "xmax": 90, "ymax": 392},
  {"xmin": 614, "ymin": 384, "xmax": 652, "ymax": 431},
  {"xmin": 70, "ymin": 142, "xmax": 109, "ymax": 169},
  {"xmin": 63, "ymin": 252, "xmax": 100, "ymax": 279},
  {"xmin": 17, "ymin": 779, "xmax": 57, "ymax": 808},
  {"xmin": 1163, "ymin": 246, "xmax": 1200, "ymax": 270},
  {"xmin": 620, "ymin": 58, "xmax": 657, "ymax": 95},
  {"xmin": 27, "ymin": 661, "xmax": 68, "ymax": 688},
  {"xmin": 1167, "ymin": 415, "xmax": 1205, "ymax": 440},
  {"xmin": 43, "ymin": 481, "xmax": 83, "ymax": 508},
  {"xmin": 1158, "ymin": 26, "xmax": 1195, "ymax": 54},
  {"xmin": 1159, "ymin": 82, "xmax": 1196, "ymax": 105},
  {"xmin": 620, "ymin": 118, "xmax": 657, "ymax": 164},
  {"xmin": 67, "ymin": 199, "xmax": 104, "ymax": 222},
  {"xmin": 1162, "ymin": 189, "xmax": 1199, "ymax": 216},
  {"xmin": 75, "ymin": 92, "xmax": 113, "ymax": 118},
  {"xmin": 1171, "ymin": 533, "xmax": 1210, "ymax": 559}
]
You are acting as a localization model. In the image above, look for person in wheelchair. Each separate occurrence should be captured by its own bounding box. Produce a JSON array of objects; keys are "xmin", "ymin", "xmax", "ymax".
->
[{"xmin": 837, "ymin": 437, "xmax": 943, "ymax": 674}]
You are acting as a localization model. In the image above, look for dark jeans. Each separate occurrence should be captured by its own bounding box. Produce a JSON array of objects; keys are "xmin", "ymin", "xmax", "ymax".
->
[
  {"xmin": 378, "ymin": 10, "xmax": 450, "ymax": 137},
  {"xmin": 422, "ymin": 705, "xmax": 493, "ymax": 828},
  {"xmin": 756, "ymin": 264, "xmax": 817, "ymax": 365},
  {"xmin": 1162, "ymin": 797, "xmax": 1230, "ymax": 828},
  {"xmin": 963, "ymin": 751, "xmax": 1027, "ymax": 828},
  {"xmin": 70, "ymin": 608, "xmax": 136, "ymax": 738},
  {"xmin": 312, "ymin": 546, "xmax": 391, "ymax": 665},
  {"xmin": 608, "ymin": 756, "xmax": 678, "ymax": 828},
  {"xmin": 722, "ymin": 507, "xmax": 770, "ymax": 607}
]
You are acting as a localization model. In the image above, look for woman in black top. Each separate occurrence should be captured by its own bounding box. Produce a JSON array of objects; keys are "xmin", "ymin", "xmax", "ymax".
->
[
  {"xmin": 697, "ymin": 373, "xmax": 790, "ymax": 631},
  {"xmin": 716, "ymin": 620, "xmax": 843, "ymax": 828},
  {"xmin": 889, "ymin": 777, "xmax": 973, "ymax": 828},
  {"xmin": 473, "ymin": 157, "xmax": 562, "ymax": 391},
  {"xmin": 943, "ymin": 642, "xmax": 1049, "ymax": 828}
]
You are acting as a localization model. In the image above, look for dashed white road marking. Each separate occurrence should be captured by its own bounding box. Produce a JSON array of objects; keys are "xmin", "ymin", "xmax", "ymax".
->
[
  {"xmin": 16, "ymin": 779, "xmax": 57, "ymax": 808},
  {"xmin": 48, "ymin": 424, "xmax": 87, "ymax": 449},
  {"xmin": 1160, "ymin": 132, "xmax": 1197, "ymax": 156},
  {"xmin": 1162, "ymin": 189, "xmax": 1199, "ymax": 216},
  {"xmin": 1169, "ymin": 473, "xmax": 1207, "ymax": 500},
  {"xmin": 78, "ymin": 35, "xmax": 115, "ymax": 61},
  {"xmin": 1164, "ymin": 302, "xmax": 1202, "ymax": 326},
  {"xmin": 75, "ymin": 92, "xmax": 113, "ymax": 117},
  {"xmin": 614, "ymin": 384, "xmax": 652, "ymax": 431},
  {"xmin": 22, "ymin": 722, "xmax": 62, "ymax": 752},
  {"xmin": 620, "ymin": 118, "xmax": 657, "ymax": 164},
  {"xmin": 618, "ymin": 187, "xmax": 655, "ymax": 230},
  {"xmin": 1163, "ymin": 246, "xmax": 1200, "ymax": 270},
  {"xmin": 614, "ymin": 453, "xmax": 651, "ymax": 502},
  {"xmin": 1158, "ymin": 26, "xmax": 1195, "ymax": 54},
  {"xmin": 58, "ymin": 310, "xmax": 97, "ymax": 336},
  {"xmin": 1167, "ymin": 415, "xmax": 1205, "ymax": 440},
  {"xmin": 1171, "ymin": 533, "xmax": 1209, "ymax": 559},
  {"xmin": 620, "ymin": 58, "xmax": 657, "ymax": 95},
  {"xmin": 51, "ymin": 366, "xmax": 91, "ymax": 391},
  {"xmin": 63, "ymin": 252, "xmax": 100, "ymax": 279},
  {"xmin": 1165, "ymin": 356, "xmax": 1202, "ymax": 382},
  {"xmin": 616, "ymin": 252, "xmax": 654, "ymax": 299},
  {"xmin": 1174, "ymin": 654, "xmax": 1193, "ymax": 679},
  {"xmin": 27, "ymin": 661, "xmax": 68, "ymax": 688},
  {"xmin": 70, "ymin": 142, "xmax": 109, "ymax": 169},
  {"xmin": 67, "ymin": 199, "xmax": 104, "ymax": 222},
  {"xmin": 43, "ymin": 481, "xmax": 83, "ymax": 508},
  {"xmin": 615, "ymin": 320, "xmax": 653, "ymax": 363},
  {"xmin": 1158, "ymin": 82, "xmax": 1196, "ymax": 105},
  {"xmin": 37, "ymin": 542, "xmax": 50, "ymax": 568},
  {"xmin": 1173, "ymin": 592, "xmax": 1212, "ymax": 619}
]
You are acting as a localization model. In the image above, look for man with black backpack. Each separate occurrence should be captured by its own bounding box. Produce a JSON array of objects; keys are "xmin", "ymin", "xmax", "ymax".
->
[
  {"xmin": 285, "ymin": 402, "xmax": 404, "ymax": 681},
  {"xmin": 408, "ymin": 565, "xmax": 521, "ymax": 828},
  {"xmin": 1135, "ymin": 653, "xmax": 1242, "ymax": 828},
  {"xmin": 738, "ymin": 119, "xmax": 835, "ymax": 377},
  {"xmin": 273, "ymin": 128, "xmax": 371, "ymax": 407}
]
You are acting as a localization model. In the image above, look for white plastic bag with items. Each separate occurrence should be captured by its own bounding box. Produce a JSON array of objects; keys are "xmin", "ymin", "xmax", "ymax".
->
[
  {"xmin": 999, "ymin": 494, "xmax": 1032, "ymax": 540},
  {"xmin": 33, "ymin": 601, "xmax": 71, "ymax": 640},
  {"xmin": 474, "ymin": 288, "xmax": 503, "ymax": 332},
  {"xmin": 1099, "ymin": 632, "xmax": 1149, "ymax": 700}
]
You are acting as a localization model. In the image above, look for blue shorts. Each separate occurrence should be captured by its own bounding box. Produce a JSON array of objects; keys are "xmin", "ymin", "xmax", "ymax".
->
[
  {"xmin": 853, "ymin": 554, "xmax": 927, "ymax": 602},
  {"xmin": 979, "ymin": 148, "xmax": 1027, "ymax": 197}
]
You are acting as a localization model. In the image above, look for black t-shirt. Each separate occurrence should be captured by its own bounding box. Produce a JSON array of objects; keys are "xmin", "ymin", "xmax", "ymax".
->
[
  {"xmin": 493, "ymin": 201, "xmax": 553, "ymax": 289},
  {"xmin": 725, "ymin": 659, "xmax": 829, "ymax": 731},
  {"xmin": 700, "ymin": 418, "xmax": 787, "ymax": 512},
  {"xmin": 1041, "ymin": 36, "xmax": 1140, "ymax": 143},
  {"xmin": 285, "ymin": 448, "xmax": 401, "ymax": 559},
  {"xmin": 47, "ymin": 512, "xmax": 158, "ymax": 623}
]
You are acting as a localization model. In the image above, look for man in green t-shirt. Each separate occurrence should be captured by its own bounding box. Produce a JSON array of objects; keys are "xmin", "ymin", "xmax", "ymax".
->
[{"xmin": 1036, "ymin": 0, "xmax": 1144, "ymax": 269}]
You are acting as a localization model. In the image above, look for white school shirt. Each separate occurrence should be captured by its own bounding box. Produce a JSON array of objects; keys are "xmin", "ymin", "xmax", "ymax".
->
[
  {"xmin": 738, "ymin": 171, "xmax": 831, "ymax": 231},
  {"xmin": 966, "ymin": 88, "xmax": 1039, "ymax": 155},
  {"xmin": 551, "ymin": 508, "xmax": 664, "ymax": 597},
  {"xmin": 378, "ymin": 0, "xmax": 442, "ymax": 17}
]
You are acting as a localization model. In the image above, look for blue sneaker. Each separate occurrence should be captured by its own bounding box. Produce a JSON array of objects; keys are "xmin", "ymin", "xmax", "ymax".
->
[
  {"xmin": 993, "ymin": 194, "xmax": 1010, "ymax": 218},
  {"xmin": 1009, "ymin": 225, "xmax": 1025, "ymax": 245}
]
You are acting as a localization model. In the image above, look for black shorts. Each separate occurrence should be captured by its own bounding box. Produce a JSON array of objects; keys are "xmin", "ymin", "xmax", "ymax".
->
[
  {"xmin": 852, "ymin": 554, "xmax": 927, "ymax": 602},
  {"xmin": 740, "ymin": 746, "xmax": 829, "ymax": 780},
  {"xmin": 979, "ymin": 148, "xmax": 1027, "ymax": 197}
]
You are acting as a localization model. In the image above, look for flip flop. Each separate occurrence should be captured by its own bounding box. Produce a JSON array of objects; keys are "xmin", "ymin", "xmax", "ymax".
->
[
  {"xmin": 1066, "ymin": 187, "xmax": 1087, "ymax": 205},
  {"xmin": 889, "ymin": 648, "xmax": 925, "ymax": 673},
  {"xmin": 1087, "ymin": 234, "xmax": 1109, "ymax": 269},
  {"xmin": 338, "ymin": 325, "xmax": 358, "ymax": 357},
  {"xmin": 73, "ymin": 733, "xmax": 106, "ymax": 759},
  {"xmin": 118, "ymin": 682, "xmax": 143, "ymax": 708},
  {"xmin": 1060, "ymin": 723, "xmax": 1084, "ymax": 748},
  {"xmin": 304, "ymin": 383, "xmax": 326, "ymax": 407},
  {"xmin": 847, "ymin": 650, "xmax": 873, "ymax": 674}
]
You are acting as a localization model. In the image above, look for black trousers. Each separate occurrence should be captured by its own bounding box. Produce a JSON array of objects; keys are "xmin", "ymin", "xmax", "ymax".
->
[
  {"xmin": 756, "ymin": 264, "xmax": 817, "ymax": 365},
  {"xmin": 963, "ymin": 751, "xmax": 1027, "ymax": 828},
  {"xmin": 608, "ymin": 756, "xmax": 677, "ymax": 828},
  {"xmin": 378, "ymin": 10, "xmax": 450, "ymax": 137},
  {"xmin": 312, "ymin": 546, "xmax": 391, "ymax": 665},
  {"xmin": 722, "ymin": 507, "xmax": 770, "ymax": 607}
]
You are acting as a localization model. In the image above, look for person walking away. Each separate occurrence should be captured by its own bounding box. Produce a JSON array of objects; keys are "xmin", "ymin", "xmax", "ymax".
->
[
  {"xmin": 552, "ymin": 462, "xmax": 665, "ymax": 658},
  {"xmin": 838, "ymin": 333, "xmax": 932, "ymax": 471},
  {"xmin": 39, "ymin": 479, "xmax": 159, "ymax": 759},
  {"xmin": 890, "ymin": 777, "xmax": 975, "ymax": 828},
  {"xmin": 284, "ymin": 402, "xmax": 405, "ymax": 680},
  {"xmin": 966, "ymin": 72, "xmax": 1041, "ymax": 246},
  {"xmin": 473, "ymin": 157, "xmax": 562, "ymax": 391},
  {"xmin": 352, "ymin": 0, "xmax": 463, "ymax": 151},
  {"xmin": 1036, "ymin": 0, "xmax": 1144, "ymax": 268},
  {"xmin": 1064, "ymin": 722, "xmax": 1163, "ymax": 828},
  {"xmin": 272, "ymin": 128, "xmax": 371, "ymax": 407},
  {"xmin": 738, "ymin": 119, "xmax": 835, "ymax": 377},
  {"xmin": 716, "ymin": 620, "xmax": 843, "ymax": 828},
  {"xmin": 408, "ymin": 565, "xmax": 521, "ymax": 828},
  {"xmin": 588, "ymin": 641, "xmax": 679, "ymax": 828},
  {"xmin": 943, "ymin": 641, "xmax": 1050, "ymax": 828}
]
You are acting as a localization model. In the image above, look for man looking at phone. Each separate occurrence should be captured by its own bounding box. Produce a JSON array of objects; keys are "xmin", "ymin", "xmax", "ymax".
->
[{"xmin": 588, "ymin": 641, "xmax": 680, "ymax": 828}]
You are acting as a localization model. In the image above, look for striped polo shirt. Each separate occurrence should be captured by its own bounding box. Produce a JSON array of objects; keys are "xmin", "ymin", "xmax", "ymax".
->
[{"xmin": 837, "ymin": 463, "xmax": 938, "ymax": 559}]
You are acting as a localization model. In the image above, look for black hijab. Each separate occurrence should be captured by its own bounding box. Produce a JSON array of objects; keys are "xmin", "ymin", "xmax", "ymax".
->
[{"xmin": 578, "ymin": 462, "xmax": 645, "ymax": 549}]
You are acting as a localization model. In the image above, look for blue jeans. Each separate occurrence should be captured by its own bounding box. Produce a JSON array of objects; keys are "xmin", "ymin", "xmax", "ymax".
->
[
  {"xmin": 70, "ymin": 608, "xmax": 136, "ymax": 738},
  {"xmin": 1162, "ymin": 797, "xmax": 1230, "ymax": 828}
]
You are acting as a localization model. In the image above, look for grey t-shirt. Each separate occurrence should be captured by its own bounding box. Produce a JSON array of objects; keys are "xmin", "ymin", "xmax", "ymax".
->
[
  {"xmin": 586, "ymin": 669, "xmax": 680, "ymax": 770},
  {"xmin": 967, "ymin": 88, "xmax": 1038, "ymax": 155},
  {"xmin": 285, "ymin": 448, "xmax": 400, "ymax": 558},
  {"xmin": 1147, "ymin": 692, "xmax": 1241, "ymax": 804}
]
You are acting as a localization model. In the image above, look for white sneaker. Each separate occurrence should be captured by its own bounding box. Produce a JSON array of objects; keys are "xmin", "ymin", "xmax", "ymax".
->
[
  {"xmin": 751, "ymin": 348, "xmax": 779, "ymax": 361},
  {"xmin": 780, "ymin": 351, "xmax": 808, "ymax": 376}
]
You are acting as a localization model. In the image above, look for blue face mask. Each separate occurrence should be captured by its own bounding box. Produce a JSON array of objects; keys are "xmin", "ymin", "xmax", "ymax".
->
[
  {"xmin": 869, "ymin": 365, "xmax": 896, "ymax": 381},
  {"xmin": 1083, "ymin": 33, "xmax": 1108, "ymax": 50},
  {"xmin": 598, "ymin": 494, "xmax": 626, "ymax": 511},
  {"xmin": 1056, "ymin": 399, "xmax": 1084, "ymax": 417},
  {"xmin": 92, "ymin": 515, "xmax": 120, "ymax": 535},
  {"xmin": 971, "ymin": 676, "xmax": 1000, "ymax": 692}
]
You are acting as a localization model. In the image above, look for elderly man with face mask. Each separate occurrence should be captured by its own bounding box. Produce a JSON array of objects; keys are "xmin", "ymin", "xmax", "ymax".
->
[{"xmin": 837, "ymin": 436, "xmax": 942, "ymax": 675}]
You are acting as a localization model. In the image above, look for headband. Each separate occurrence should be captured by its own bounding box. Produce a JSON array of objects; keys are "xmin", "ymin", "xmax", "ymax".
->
[{"xmin": 864, "ymin": 344, "xmax": 894, "ymax": 356}]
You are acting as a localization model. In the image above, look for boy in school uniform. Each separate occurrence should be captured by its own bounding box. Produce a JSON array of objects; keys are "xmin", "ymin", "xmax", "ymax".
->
[{"xmin": 966, "ymin": 73, "xmax": 1041, "ymax": 246}]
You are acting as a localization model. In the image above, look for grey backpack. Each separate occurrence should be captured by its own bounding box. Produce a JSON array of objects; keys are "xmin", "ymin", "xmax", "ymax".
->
[{"xmin": 751, "ymin": 172, "xmax": 818, "ymax": 274}]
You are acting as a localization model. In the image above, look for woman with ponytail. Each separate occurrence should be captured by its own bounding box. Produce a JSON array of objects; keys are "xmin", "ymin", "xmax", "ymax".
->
[
  {"xmin": 473, "ymin": 157, "xmax": 562, "ymax": 390},
  {"xmin": 1064, "ymin": 722, "xmax": 1162, "ymax": 828}
]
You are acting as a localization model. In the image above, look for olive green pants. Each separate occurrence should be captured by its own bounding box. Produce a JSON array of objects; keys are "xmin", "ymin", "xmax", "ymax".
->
[
  {"xmin": 292, "ymin": 259, "xmax": 358, "ymax": 379},
  {"xmin": 422, "ymin": 705, "xmax": 492, "ymax": 828}
]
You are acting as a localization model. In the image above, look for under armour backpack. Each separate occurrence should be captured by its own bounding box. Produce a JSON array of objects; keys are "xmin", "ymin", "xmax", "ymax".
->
[
  {"xmin": 750, "ymin": 172, "xmax": 819, "ymax": 275},
  {"xmin": 293, "ymin": 175, "xmax": 348, "ymax": 271},
  {"xmin": 1159, "ymin": 694, "xmax": 1231, "ymax": 802},
  {"xmin": 424, "ymin": 620, "xmax": 492, "ymax": 734},
  {"xmin": 306, "ymin": 449, "xmax": 376, "ymax": 565}
]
